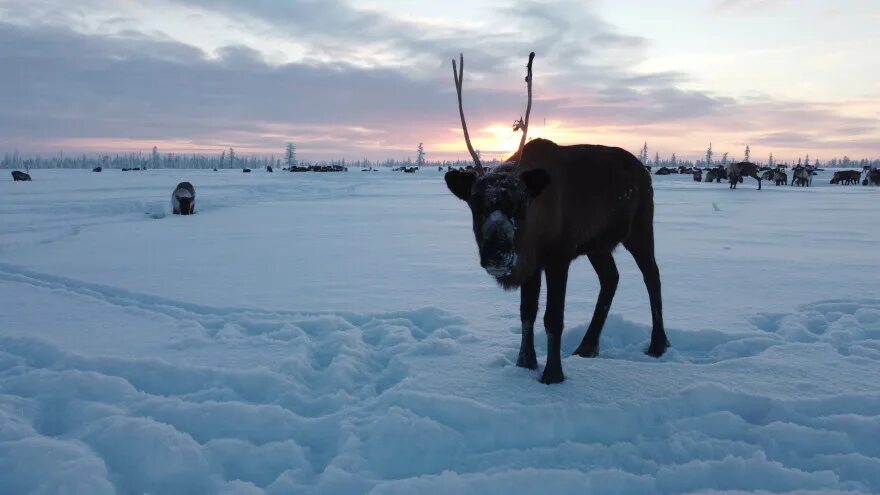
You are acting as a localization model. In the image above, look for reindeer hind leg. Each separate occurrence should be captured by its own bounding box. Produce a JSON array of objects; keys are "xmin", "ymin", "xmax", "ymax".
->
[{"xmin": 574, "ymin": 253, "xmax": 618, "ymax": 358}]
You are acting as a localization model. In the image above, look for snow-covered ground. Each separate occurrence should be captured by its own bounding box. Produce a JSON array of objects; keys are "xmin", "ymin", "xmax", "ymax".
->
[{"xmin": 1, "ymin": 168, "xmax": 878, "ymax": 494}]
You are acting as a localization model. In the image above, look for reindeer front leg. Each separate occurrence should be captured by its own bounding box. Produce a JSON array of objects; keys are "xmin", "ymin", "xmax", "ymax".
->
[
  {"xmin": 517, "ymin": 270, "xmax": 541, "ymax": 369},
  {"xmin": 541, "ymin": 260, "xmax": 570, "ymax": 384}
]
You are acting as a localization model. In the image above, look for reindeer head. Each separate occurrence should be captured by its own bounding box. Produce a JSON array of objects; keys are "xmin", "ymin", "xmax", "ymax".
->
[
  {"xmin": 444, "ymin": 52, "xmax": 542, "ymax": 286},
  {"xmin": 446, "ymin": 167, "xmax": 549, "ymax": 284}
]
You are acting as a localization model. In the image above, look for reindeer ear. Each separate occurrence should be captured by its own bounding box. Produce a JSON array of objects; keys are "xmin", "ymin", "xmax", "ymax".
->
[
  {"xmin": 445, "ymin": 170, "xmax": 477, "ymax": 201},
  {"xmin": 520, "ymin": 169, "xmax": 550, "ymax": 198}
]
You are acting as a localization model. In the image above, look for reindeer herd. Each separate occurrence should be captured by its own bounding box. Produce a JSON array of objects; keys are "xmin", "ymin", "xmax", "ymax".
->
[{"xmin": 647, "ymin": 163, "xmax": 879, "ymax": 190}]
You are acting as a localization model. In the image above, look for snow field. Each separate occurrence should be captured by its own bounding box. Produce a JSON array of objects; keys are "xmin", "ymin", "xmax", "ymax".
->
[{"xmin": 1, "ymin": 168, "xmax": 879, "ymax": 494}]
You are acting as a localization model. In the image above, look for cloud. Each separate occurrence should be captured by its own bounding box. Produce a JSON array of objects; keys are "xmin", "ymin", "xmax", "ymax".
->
[
  {"xmin": 712, "ymin": 0, "xmax": 789, "ymax": 13},
  {"xmin": 1, "ymin": 1, "xmax": 877, "ymax": 161},
  {"xmin": 0, "ymin": 22, "xmax": 467, "ymax": 155}
]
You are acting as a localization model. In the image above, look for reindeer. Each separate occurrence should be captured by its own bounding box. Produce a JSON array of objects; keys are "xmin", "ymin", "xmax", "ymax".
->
[
  {"xmin": 792, "ymin": 165, "xmax": 811, "ymax": 187},
  {"xmin": 704, "ymin": 166, "xmax": 727, "ymax": 183},
  {"xmin": 727, "ymin": 162, "xmax": 762, "ymax": 190},
  {"xmin": 172, "ymin": 182, "xmax": 196, "ymax": 215},
  {"xmin": 693, "ymin": 168, "xmax": 703, "ymax": 181},
  {"xmin": 11, "ymin": 171, "xmax": 32, "ymax": 181},
  {"xmin": 864, "ymin": 168, "xmax": 880, "ymax": 186},
  {"xmin": 444, "ymin": 53, "xmax": 668, "ymax": 384},
  {"xmin": 775, "ymin": 170, "xmax": 788, "ymax": 186},
  {"xmin": 763, "ymin": 169, "xmax": 788, "ymax": 186},
  {"xmin": 830, "ymin": 170, "xmax": 861, "ymax": 185}
]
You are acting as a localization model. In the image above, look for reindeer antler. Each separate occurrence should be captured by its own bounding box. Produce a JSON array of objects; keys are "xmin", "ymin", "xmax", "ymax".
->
[
  {"xmin": 452, "ymin": 54, "xmax": 483, "ymax": 173},
  {"xmin": 514, "ymin": 52, "xmax": 535, "ymax": 168}
]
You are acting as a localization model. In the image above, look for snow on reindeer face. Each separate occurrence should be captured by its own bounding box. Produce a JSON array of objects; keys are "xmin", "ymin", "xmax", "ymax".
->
[
  {"xmin": 444, "ymin": 169, "xmax": 550, "ymax": 281},
  {"xmin": 470, "ymin": 173, "xmax": 528, "ymax": 277}
]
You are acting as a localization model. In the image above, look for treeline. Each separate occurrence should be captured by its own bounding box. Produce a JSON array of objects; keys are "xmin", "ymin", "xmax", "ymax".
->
[
  {"xmin": 3, "ymin": 147, "xmax": 876, "ymax": 171},
  {"xmin": 0, "ymin": 150, "xmax": 501, "ymax": 171}
]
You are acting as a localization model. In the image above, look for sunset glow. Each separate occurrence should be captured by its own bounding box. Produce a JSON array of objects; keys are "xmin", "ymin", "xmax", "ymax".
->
[{"xmin": 1, "ymin": 0, "xmax": 878, "ymax": 162}]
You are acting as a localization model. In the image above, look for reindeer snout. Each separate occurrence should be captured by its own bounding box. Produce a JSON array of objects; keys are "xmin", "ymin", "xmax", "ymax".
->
[{"xmin": 480, "ymin": 211, "xmax": 517, "ymax": 276}]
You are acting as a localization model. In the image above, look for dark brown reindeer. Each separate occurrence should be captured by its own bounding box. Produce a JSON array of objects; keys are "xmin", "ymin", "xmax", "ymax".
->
[
  {"xmin": 727, "ymin": 162, "xmax": 762, "ymax": 189},
  {"xmin": 830, "ymin": 170, "xmax": 861, "ymax": 185},
  {"xmin": 444, "ymin": 53, "xmax": 669, "ymax": 384}
]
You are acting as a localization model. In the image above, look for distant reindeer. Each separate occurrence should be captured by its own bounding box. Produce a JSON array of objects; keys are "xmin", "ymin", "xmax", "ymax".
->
[
  {"xmin": 762, "ymin": 169, "xmax": 787, "ymax": 186},
  {"xmin": 693, "ymin": 168, "xmax": 703, "ymax": 182},
  {"xmin": 864, "ymin": 169, "xmax": 880, "ymax": 186},
  {"xmin": 92, "ymin": 166, "xmax": 102, "ymax": 172},
  {"xmin": 775, "ymin": 170, "xmax": 788, "ymax": 186},
  {"xmin": 792, "ymin": 166, "xmax": 811, "ymax": 187},
  {"xmin": 266, "ymin": 165, "xmax": 273, "ymax": 172},
  {"xmin": 727, "ymin": 162, "xmax": 762, "ymax": 190},
  {"xmin": 171, "ymin": 182, "xmax": 196, "ymax": 215},
  {"xmin": 830, "ymin": 170, "xmax": 861, "ymax": 185},
  {"xmin": 11, "ymin": 171, "xmax": 32, "ymax": 181},
  {"xmin": 444, "ymin": 53, "xmax": 668, "ymax": 384},
  {"xmin": 704, "ymin": 166, "xmax": 727, "ymax": 183}
]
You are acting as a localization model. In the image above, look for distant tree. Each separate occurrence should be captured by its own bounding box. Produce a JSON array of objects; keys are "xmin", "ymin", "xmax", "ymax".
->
[
  {"xmin": 229, "ymin": 148, "xmax": 236, "ymax": 167},
  {"xmin": 417, "ymin": 142, "xmax": 426, "ymax": 168},
  {"xmin": 670, "ymin": 153, "xmax": 677, "ymax": 166},
  {"xmin": 721, "ymin": 152, "xmax": 729, "ymax": 166},
  {"xmin": 654, "ymin": 152, "xmax": 660, "ymax": 166},
  {"xmin": 768, "ymin": 153, "xmax": 774, "ymax": 168},
  {"xmin": 639, "ymin": 142, "xmax": 649, "ymax": 165},
  {"xmin": 285, "ymin": 142, "xmax": 297, "ymax": 168},
  {"xmin": 705, "ymin": 143, "xmax": 713, "ymax": 166},
  {"xmin": 744, "ymin": 144, "xmax": 751, "ymax": 163},
  {"xmin": 805, "ymin": 154, "xmax": 811, "ymax": 167},
  {"xmin": 152, "ymin": 146, "xmax": 159, "ymax": 167}
]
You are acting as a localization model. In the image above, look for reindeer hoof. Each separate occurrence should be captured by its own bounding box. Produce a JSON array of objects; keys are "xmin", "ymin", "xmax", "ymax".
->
[
  {"xmin": 516, "ymin": 352, "xmax": 538, "ymax": 370},
  {"xmin": 572, "ymin": 344, "xmax": 599, "ymax": 358},
  {"xmin": 645, "ymin": 339, "xmax": 670, "ymax": 358},
  {"xmin": 539, "ymin": 367, "xmax": 565, "ymax": 384}
]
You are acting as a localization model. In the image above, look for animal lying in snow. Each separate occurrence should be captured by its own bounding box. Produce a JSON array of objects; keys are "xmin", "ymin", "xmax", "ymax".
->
[
  {"xmin": 172, "ymin": 182, "xmax": 196, "ymax": 215},
  {"xmin": 11, "ymin": 170, "xmax": 31, "ymax": 181}
]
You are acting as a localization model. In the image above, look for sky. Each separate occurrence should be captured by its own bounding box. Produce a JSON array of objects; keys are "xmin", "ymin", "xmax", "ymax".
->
[{"xmin": 1, "ymin": 0, "xmax": 878, "ymax": 162}]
